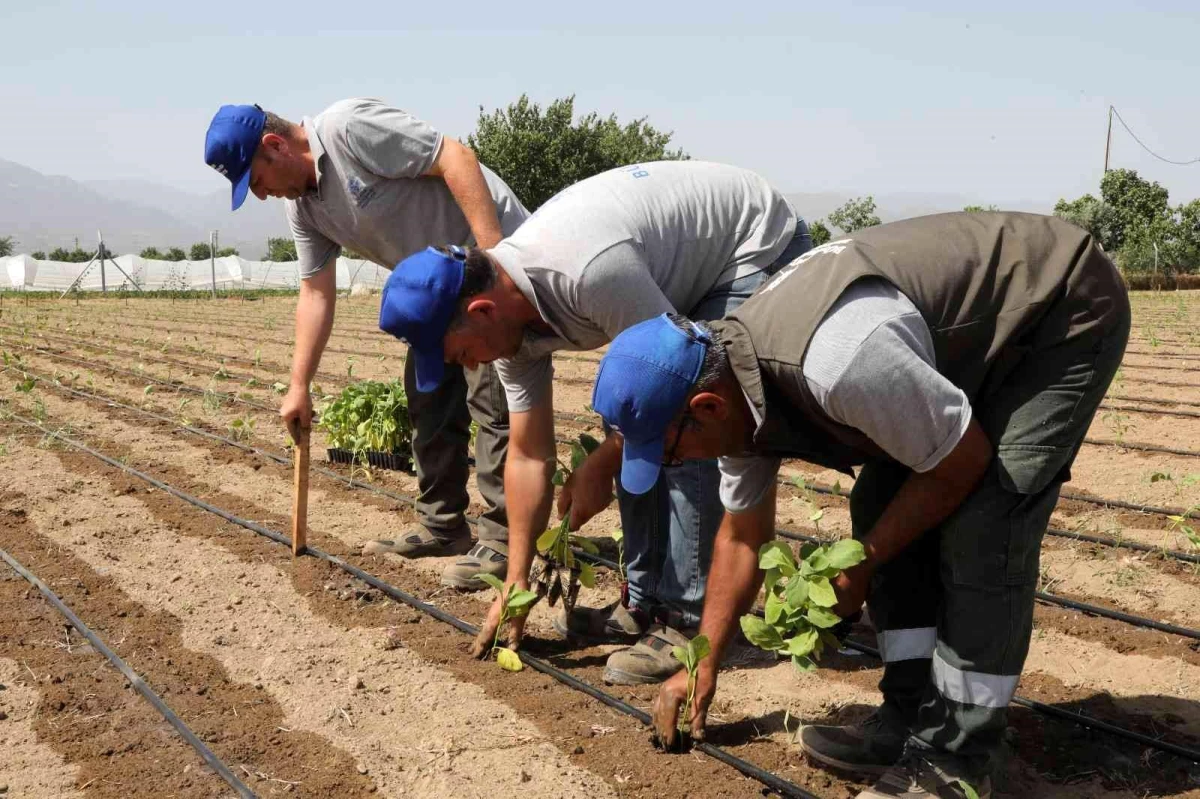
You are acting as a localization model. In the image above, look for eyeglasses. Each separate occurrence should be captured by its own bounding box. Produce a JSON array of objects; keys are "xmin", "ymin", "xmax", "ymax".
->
[{"xmin": 662, "ymin": 410, "xmax": 694, "ymax": 468}]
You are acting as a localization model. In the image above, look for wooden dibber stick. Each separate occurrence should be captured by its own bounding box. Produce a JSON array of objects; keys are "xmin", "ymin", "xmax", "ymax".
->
[{"xmin": 290, "ymin": 423, "xmax": 310, "ymax": 556}]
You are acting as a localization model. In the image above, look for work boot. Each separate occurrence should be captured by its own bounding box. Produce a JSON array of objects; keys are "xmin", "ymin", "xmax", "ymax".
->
[
  {"xmin": 361, "ymin": 525, "xmax": 471, "ymax": 559},
  {"xmin": 856, "ymin": 749, "xmax": 991, "ymax": 799},
  {"xmin": 441, "ymin": 540, "xmax": 508, "ymax": 591},
  {"xmin": 552, "ymin": 599, "xmax": 650, "ymax": 644},
  {"xmin": 603, "ymin": 623, "xmax": 693, "ymax": 685},
  {"xmin": 798, "ymin": 708, "xmax": 908, "ymax": 776}
]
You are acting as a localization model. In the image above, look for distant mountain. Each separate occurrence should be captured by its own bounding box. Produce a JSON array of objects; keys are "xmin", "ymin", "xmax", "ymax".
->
[
  {"xmin": 0, "ymin": 158, "xmax": 290, "ymax": 258},
  {"xmin": 785, "ymin": 191, "xmax": 1049, "ymax": 229},
  {"xmin": 84, "ymin": 178, "xmax": 290, "ymax": 257}
]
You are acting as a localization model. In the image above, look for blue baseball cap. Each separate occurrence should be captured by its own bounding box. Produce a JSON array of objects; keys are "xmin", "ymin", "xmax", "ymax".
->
[
  {"xmin": 379, "ymin": 246, "xmax": 466, "ymax": 392},
  {"xmin": 204, "ymin": 104, "xmax": 266, "ymax": 210},
  {"xmin": 592, "ymin": 314, "xmax": 708, "ymax": 494}
]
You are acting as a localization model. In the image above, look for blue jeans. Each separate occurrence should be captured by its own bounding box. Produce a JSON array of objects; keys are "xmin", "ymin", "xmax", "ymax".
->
[{"xmin": 616, "ymin": 219, "xmax": 813, "ymax": 624}]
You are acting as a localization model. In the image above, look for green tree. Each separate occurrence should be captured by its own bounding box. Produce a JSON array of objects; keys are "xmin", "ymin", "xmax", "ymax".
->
[
  {"xmin": 31, "ymin": 251, "xmax": 45, "ymax": 260},
  {"xmin": 139, "ymin": 246, "xmax": 164, "ymax": 259},
  {"xmin": 827, "ymin": 196, "xmax": 881, "ymax": 233},
  {"xmin": 963, "ymin": 204, "xmax": 999, "ymax": 213},
  {"xmin": 0, "ymin": 236, "xmax": 15, "ymax": 257},
  {"xmin": 1053, "ymin": 194, "xmax": 1120, "ymax": 251},
  {"xmin": 189, "ymin": 242, "xmax": 212, "ymax": 261},
  {"xmin": 216, "ymin": 246, "xmax": 239, "ymax": 257},
  {"xmin": 48, "ymin": 247, "xmax": 71, "ymax": 261},
  {"xmin": 1100, "ymin": 168, "xmax": 1170, "ymax": 250},
  {"xmin": 164, "ymin": 247, "xmax": 187, "ymax": 262},
  {"xmin": 809, "ymin": 219, "xmax": 832, "ymax": 246},
  {"xmin": 468, "ymin": 94, "xmax": 689, "ymax": 210},
  {"xmin": 264, "ymin": 237, "xmax": 297, "ymax": 261}
]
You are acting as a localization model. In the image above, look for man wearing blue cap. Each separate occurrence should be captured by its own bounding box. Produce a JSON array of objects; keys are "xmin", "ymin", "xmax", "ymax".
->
[
  {"xmin": 379, "ymin": 160, "xmax": 814, "ymax": 684},
  {"xmin": 590, "ymin": 213, "xmax": 1130, "ymax": 798},
  {"xmin": 204, "ymin": 99, "xmax": 529, "ymax": 590}
]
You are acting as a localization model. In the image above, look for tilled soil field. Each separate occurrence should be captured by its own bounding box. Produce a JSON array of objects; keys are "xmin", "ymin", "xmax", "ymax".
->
[{"xmin": 0, "ymin": 291, "xmax": 1199, "ymax": 798}]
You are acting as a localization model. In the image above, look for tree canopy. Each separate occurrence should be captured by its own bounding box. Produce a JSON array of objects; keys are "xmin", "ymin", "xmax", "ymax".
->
[{"xmin": 468, "ymin": 94, "xmax": 688, "ymax": 211}]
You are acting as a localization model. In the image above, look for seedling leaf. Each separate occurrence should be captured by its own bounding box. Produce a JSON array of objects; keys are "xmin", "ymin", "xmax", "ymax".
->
[
  {"xmin": 476, "ymin": 573, "xmax": 506, "ymax": 594},
  {"xmin": 496, "ymin": 647, "xmax": 524, "ymax": 672},
  {"xmin": 805, "ymin": 606, "xmax": 842, "ymax": 629},
  {"xmin": 758, "ymin": 541, "xmax": 797, "ymax": 575},
  {"xmin": 578, "ymin": 561, "xmax": 596, "ymax": 588},
  {"xmin": 740, "ymin": 615, "xmax": 785, "ymax": 650},
  {"xmin": 825, "ymin": 539, "xmax": 866, "ymax": 570},
  {"xmin": 807, "ymin": 577, "xmax": 837, "ymax": 608}
]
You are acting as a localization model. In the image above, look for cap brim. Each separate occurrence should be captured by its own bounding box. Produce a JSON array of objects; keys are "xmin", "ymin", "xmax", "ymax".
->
[
  {"xmin": 620, "ymin": 437, "xmax": 666, "ymax": 495},
  {"xmin": 412, "ymin": 345, "xmax": 447, "ymax": 393},
  {"xmin": 231, "ymin": 168, "xmax": 252, "ymax": 211}
]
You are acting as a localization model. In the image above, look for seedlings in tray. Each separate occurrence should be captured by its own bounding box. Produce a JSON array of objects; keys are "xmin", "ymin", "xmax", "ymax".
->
[
  {"xmin": 530, "ymin": 433, "xmax": 603, "ymax": 615},
  {"xmin": 739, "ymin": 538, "xmax": 865, "ymax": 672},
  {"xmin": 670, "ymin": 634, "xmax": 711, "ymax": 742},
  {"xmin": 317, "ymin": 379, "xmax": 412, "ymax": 458},
  {"xmin": 475, "ymin": 573, "xmax": 539, "ymax": 672}
]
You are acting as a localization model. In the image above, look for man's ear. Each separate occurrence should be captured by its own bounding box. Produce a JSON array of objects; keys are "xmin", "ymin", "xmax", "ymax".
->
[
  {"xmin": 465, "ymin": 297, "xmax": 497, "ymax": 319},
  {"xmin": 260, "ymin": 133, "xmax": 287, "ymax": 157},
  {"xmin": 689, "ymin": 391, "xmax": 730, "ymax": 423}
]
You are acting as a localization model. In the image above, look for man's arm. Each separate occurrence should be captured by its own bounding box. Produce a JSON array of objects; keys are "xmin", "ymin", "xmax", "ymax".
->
[
  {"xmin": 652, "ymin": 486, "xmax": 778, "ymax": 747},
  {"xmin": 279, "ymin": 259, "xmax": 337, "ymax": 437},
  {"xmin": 470, "ymin": 395, "xmax": 557, "ymax": 655},
  {"xmin": 424, "ymin": 138, "xmax": 505, "ymax": 249},
  {"xmin": 833, "ymin": 417, "xmax": 992, "ymax": 615}
]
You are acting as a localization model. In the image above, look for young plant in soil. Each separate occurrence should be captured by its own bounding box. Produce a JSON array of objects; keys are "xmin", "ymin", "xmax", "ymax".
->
[
  {"xmin": 529, "ymin": 433, "xmax": 603, "ymax": 615},
  {"xmin": 668, "ymin": 633, "xmax": 710, "ymax": 749},
  {"xmin": 611, "ymin": 527, "xmax": 628, "ymax": 603},
  {"xmin": 475, "ymin": 573, "xmax": 539, "ymax": 672},
  {"xmin": 739, "ymin": 538, "xmax": 865, "ymax": 672},
  {"xmin": 1150, "ymin": 472, "xmax": 1200, "ymax": 554}
]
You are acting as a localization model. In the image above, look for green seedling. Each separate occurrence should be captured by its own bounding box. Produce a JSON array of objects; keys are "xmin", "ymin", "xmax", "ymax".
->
[
  {"xmin": 1103, "ymin": 410, "xmax": 1133, "ymax": 447},
  {"xmin": 346, "ymin": 356, "xmax": 357, "ymax": 380},
  {"xmin": 611, "ymin": 527, "xmax": 627, "ymax": 583},
  {"xmin": 228, "ymin": 415, "xmax": 255, "ymax": 443},
  {"xmin": 14, "ymin": 376, "xmax": 36, "ymax": 393},
  {"xmin": 792, "ymin": 477, "xmax": 826, "ymax": 535},
  {"xmin": 271, "ymin": 382, "xmax": 288, "ymax": 395},
  {"xmin": 670, "ymin": 634, "xmax": 711, "ymax": 742},
  {"xmin": 1149, "ymin": 472, "xmax": 1200, "ymax": 553},
  {"xmin": 530, "ymin": 433, "xmax": 603, "ymax": 614},
  {"xmin": 317, "ymin": 378, "xmax": 412, "ymax": 457},
  {"xmin": 957, "ymin": 780, "xmax": 981, "ymax": 799},
  {"xmin": 739, "ymin": 538, "xmax": 866, "ymax": 672},
  {"xmin": 475, "ymin": 573, "xmax": 539, "ymax": 672},
  {"xmin": 253, "ymin": 348, "xmax": 262, "ymax": 368},
  {"xmin": 213, "ymin": 364, "xmax": 232, "ymax": 381}
]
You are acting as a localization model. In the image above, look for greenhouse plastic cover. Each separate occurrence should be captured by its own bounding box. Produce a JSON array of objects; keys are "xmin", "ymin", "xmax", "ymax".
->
[{"xmin": 0, "ymin": 254, "xmax": 392, "ymax": 292}]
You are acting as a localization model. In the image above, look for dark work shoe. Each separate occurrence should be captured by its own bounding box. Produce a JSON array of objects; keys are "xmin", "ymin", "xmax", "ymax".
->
[
  {"xmin": 551, "ymin": 600, "xmax": 650, "ymax": 644},
  {"xmin": 798, "ymin": 709, "xmax": 908, "ymax": 776},
  {"xmin": 441, "ymin": 540, "xmax": 508, "ymax": 591},
  {"xmin": 856, "ymin": 750, "xmax": 991, "ymax": 798},
  {"xmin": 361, "ymin": 526, "xmax": 471, "ymax": 559}
]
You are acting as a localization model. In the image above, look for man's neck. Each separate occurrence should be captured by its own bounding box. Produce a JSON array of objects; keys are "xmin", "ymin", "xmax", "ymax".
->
[{"xmin": 494, "ymin": 261, "xmax": 554, "ymax": 334}]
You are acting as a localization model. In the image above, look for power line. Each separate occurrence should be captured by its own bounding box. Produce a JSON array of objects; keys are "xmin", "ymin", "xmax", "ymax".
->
[{"xmin": 1109, "ymin": 105, "xmax": 1200, "ymax": 167}]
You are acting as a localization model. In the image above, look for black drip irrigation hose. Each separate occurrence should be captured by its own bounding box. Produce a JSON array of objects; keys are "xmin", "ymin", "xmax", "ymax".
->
[
  {"xmin": 1044, "ymin": 526, "xmax": 1200, "ymax": 565},
  {"xmin": 0, "ymin": 546, "xmax": 257, "ymax": 798},
  {"xmin": 1084, "ymin": 437, "xmax": 1200, "ymax": 460},
  {"xmin": 1102, "ymin": 402, "xmax": 1200, "ymax": 420},
  {"xmin": 13, "ymin": 355, "xmax": 1200, "ymax": 623},
  {"xmin": 1, "ymin": 413, "xmax": 818, "ymax": 799},
  {"xmin": 773, "ymin": 528, "xmax": 1200, "ymax": 642},
  {"xmin": 834, "ymin": 639, "xmax": 1200, "ymax": 764},
  {"xmin": 10, "ymin": 404, "xmax": 1200, "ymax": 770}
]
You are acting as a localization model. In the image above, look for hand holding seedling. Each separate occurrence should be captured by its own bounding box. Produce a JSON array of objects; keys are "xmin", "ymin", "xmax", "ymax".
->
[
  {"xmin": 470, "ymin": 574, "xmax": 539, "ymax": 670},
  {"xmin": 652, "ymin": 635, "xmax": 715, "ymax": 751}
]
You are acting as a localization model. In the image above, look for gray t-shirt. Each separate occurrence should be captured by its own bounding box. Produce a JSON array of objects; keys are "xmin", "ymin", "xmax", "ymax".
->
[
  {"xmin": 490, "ymin": 161, "xmax": 798, "ymax": 411},
  {"xmin": 285, "ymin": 98, "xmax": 529, "ymax": 278},
  {"xmin": 718, "ymin": 278, "xmax": 973, "ymax": 513}
]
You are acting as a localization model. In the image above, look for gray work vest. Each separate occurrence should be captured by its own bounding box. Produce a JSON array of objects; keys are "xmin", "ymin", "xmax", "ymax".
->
[{"xmin": 707, "ymin": 212, "xmax": 1116, "ymax": 475}]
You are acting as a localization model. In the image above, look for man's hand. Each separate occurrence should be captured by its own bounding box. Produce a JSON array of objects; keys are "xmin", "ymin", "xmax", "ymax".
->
[
  {"xmin": 557, "ymin": 449, "xmax": 619, "ymax": 530},
  {"xmin": 831, "ymin": 561, "xmax": 873, "ymax": 619},
  {"xmin": 280, "ymin": 383, "xmax": 313, "ymax": 443},
  {"xmin": 469, "ymin": 582, "xmax": 529, "ymax": 658},
  {"xmin": 652, "ymin": 666, "xmax": 717, "ymax": 750}
]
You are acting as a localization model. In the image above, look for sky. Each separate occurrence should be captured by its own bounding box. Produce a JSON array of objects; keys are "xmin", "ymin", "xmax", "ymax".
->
[{"xmin": 3, "ymin": 0, "xmax": 1199, "ymax": 209}]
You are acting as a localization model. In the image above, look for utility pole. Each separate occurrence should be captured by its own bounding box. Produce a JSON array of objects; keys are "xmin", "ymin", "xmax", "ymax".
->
[{"xmin": 1103, "ymin": 105, "xmax": 1114, "ymax": 175}]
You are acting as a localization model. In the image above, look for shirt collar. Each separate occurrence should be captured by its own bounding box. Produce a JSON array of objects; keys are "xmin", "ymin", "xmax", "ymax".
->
[{"xmin": 301, "ymin": 117, "xmax": 326, "ymax": 201}]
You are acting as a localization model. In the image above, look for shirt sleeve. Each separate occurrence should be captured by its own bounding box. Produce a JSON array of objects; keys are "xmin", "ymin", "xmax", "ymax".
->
[
  {"xmin": 340, "ymin": 102, "xmax": 444, "ymax": 180},
  {"xmin": 718, "ymin": 455, "xmax": 783, "ymax": 513},
  {"xmin": 286, "ymin": 201, "xmax": 340, "ymax": 280},
  {"xmin": 803, "ymin": 280, "xmax": 972, "ymax": 472},
  {"xmin": 494, "ymin": 351, "xmax": 554, "ymax": 413},
  {"xmin": 576, "ymin": 241, "xmax": 677, "ymax": 339}
]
